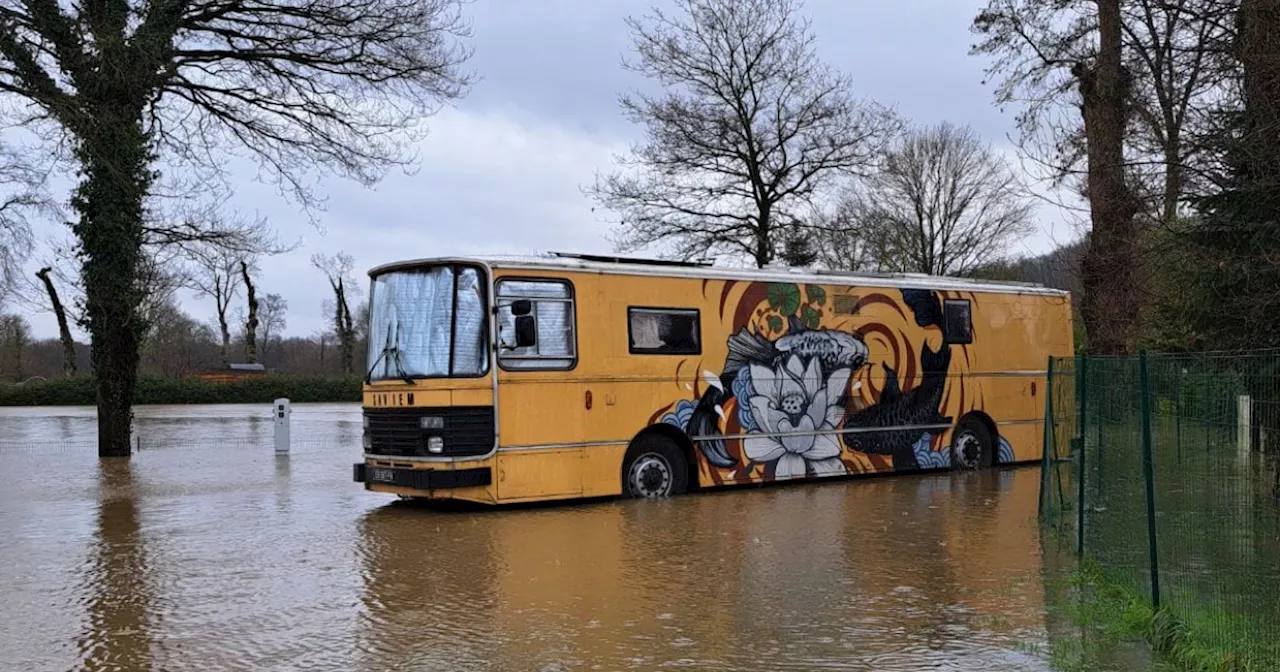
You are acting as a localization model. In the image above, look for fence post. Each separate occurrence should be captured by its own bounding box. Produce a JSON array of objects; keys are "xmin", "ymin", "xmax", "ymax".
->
[
  {"xmin": 1077, "ymin": 355, "xmax": 1088, "ymax": 558},
  {"xmin": 1238, "ymin": 395, "xmax": 1252, "ymax": 457},
  {"xmin": 1097, "ymin": 368, "xmax": 1106, "ymax": 498},
  {"xmin": 1040, "ymin": 356, "xmax": 1055, "ymax": 522},
  {"xmin": 1176, "ymin": 368, "xmax": 1183, "ymax": 463},
  {"xmin": 1139, "ymin": 351, "xmax": 1162, "ymax": 610}
]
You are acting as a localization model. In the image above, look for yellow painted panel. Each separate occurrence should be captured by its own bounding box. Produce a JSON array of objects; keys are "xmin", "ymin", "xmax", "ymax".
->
[
  {"xmin": 364, "ymin": 376, "xmax": 492, "ymax": 408},
  {"xmin": 497, "ymin": 449, "xmax": 584, "ymax": 499},
  {"xmin": 363, "ymin": 388, "xmax": 450, "ymax": 407},
  {"xmin": 580, "ymin": 445, "xmax": 628, "ymax": 497},
  {"xmin": 452, "ymin": 387, "xmax": 494, "ymax": 406},
  {"xmin": 998, "ymin": 423, "xmax": 1043, "ymax": 462},
  {"xmin": 497, "ymin": 382, "xmax": 586, "ymax": 447}
]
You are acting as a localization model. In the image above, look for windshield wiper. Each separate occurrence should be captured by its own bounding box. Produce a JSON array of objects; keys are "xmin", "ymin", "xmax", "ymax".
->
[{"xmin": 365, "ymin": 321, "xmax": 416, "ymax": 385}]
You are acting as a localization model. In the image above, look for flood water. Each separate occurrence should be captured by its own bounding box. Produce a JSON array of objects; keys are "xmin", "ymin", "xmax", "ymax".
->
[{"xmin": 0, "ymin": 403, "xmax": 1068, "ymax": 671}]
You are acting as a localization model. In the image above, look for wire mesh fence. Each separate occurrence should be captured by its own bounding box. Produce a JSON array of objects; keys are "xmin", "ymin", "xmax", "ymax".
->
[{"xmin": 1042, "ymin": 351, "xmax": 1280, "ymax": 668}]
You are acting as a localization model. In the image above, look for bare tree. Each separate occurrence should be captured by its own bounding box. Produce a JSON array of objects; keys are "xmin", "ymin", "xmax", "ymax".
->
[
  {"xmin": 1082, "ymin": 0, "xmax": 1144, "ymax": 355},
  {"xmin": 141, "ymin": 298, "xmax": 219, "ymax": 378},
  {"xmin": 0, "ymin": 313, "xmax": 30, "ymax": 379},
  {"xmin": 970, "ymin": 0, "xmax": 1236, "ymax": 221},
  {"xmin": 0, "ymin": 147, "xmax": 56, "ymax": 307},
  {"xmin": 827, "ymin": 122, "xmax": 1035, "ymax": 277},
  {"xmin": 241, "ymin": 261, "xmax": 260, "ymax": 363},
  {"xmin": 35, "ymin": 267, "xmax": 76, "ymax": 377},
  {"xmin": 258, "ymin": 293, "xmax": 288, "ymax": 362},
  {"xmin": 181, "ymin": 214, "xmax": 293, "ymax": 362},
  {"xmin": 187, "ymin": 247, "xmax": 240, "ymax": 360},
  {"xmin": 588, "ymin": 0, "xmax": 898, "ymax": 267},
  {"xmin": 311, "ymin": 253, "xmax": 359, "ymax": 376},
  {"xmin": 969, "ymin": 0, "xmax": 1214, "ymax": 353},
  {"xmin": 0, "ymin": 0, "xmax": 472, "ymax": 456}
]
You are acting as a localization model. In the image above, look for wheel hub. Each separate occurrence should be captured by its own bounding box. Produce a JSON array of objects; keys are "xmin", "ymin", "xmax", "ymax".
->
[
  {"xmin": 954, "ymin": 431, "xmax": 983, "ymax": 469},
  {"xmin": 629, "ymin": 453, "xmax": 672, "ymax": 497}
]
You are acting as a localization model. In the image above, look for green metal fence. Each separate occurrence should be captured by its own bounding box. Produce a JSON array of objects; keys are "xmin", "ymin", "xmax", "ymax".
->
[{"xmin": 1042, "ymin": 351, "xmax": 1280, "ymax": 668}]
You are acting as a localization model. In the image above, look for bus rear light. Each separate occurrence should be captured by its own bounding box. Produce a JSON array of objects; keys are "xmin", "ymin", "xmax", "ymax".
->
[{"xmin": 427, "ymin": 436, "xmax": 445, "ymax": 453}]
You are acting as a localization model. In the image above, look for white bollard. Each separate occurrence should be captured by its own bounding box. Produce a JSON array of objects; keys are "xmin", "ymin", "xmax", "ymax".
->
[{"xmin": 274, "ymin": 398, "xmax": 291, "ymax": 454}]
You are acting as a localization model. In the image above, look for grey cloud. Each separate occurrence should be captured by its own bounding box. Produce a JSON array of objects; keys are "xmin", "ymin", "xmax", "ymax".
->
[{"xmin": 17, "ymin": 0, "xmax": 1058, "ymax": 341}]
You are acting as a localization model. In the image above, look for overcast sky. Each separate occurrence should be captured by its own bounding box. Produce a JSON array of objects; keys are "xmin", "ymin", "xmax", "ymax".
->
[{"xmin": 18, "ymin": 0, "xmax": 1083, "ymax": 341}]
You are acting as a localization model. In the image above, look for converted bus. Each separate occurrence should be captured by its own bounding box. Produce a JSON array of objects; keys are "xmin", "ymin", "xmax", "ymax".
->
[{"xmin": 352, "ymin": 252, "xmax": 1074, "ymax": 504}]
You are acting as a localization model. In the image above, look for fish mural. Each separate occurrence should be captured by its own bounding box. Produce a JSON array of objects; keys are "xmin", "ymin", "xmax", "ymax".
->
[{"xmin": 659, "ymin": 280, "xmax": 1017, "ymax": 482}]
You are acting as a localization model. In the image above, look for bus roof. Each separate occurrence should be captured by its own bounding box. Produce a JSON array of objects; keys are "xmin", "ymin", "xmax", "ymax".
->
[{"xmin": 368, "ymin": 252, "xmax": 1071, "ymax": 298}]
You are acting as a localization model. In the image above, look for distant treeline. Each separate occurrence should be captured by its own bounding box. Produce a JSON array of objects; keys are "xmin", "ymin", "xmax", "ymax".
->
[
  {"xmin": 0, "ymin": 297, "xmax": 370, "ymax": 385},
  {"xmin": 0, "ymin": 375, "xmax": 362, "ymax": 407}
]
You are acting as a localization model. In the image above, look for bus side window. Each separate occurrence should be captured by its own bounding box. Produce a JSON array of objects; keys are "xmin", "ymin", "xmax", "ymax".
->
[
  {"xmin": 943, "ymin": 299, "xmax": 974, "ymax": 345},
  {"xmin": 628, "ymin": 307, "xmax": 701, "ymax": 355},
  {"xmin": 496, "ymin": 278, "xmax": 577, "ymax": 370}
]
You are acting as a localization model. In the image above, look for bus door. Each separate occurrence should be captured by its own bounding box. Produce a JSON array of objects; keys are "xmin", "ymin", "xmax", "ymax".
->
[{"xmin": 493, "ymin": 277, "xmax": 586, "ymax": 499}]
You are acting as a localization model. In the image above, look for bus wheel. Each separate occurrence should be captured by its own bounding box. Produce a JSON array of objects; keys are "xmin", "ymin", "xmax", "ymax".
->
[
  {"xmin": 951, "ymin": 417, "xmax": 995, "ymax": 470},
  {"xmin": 622, "ymin": 436, "xmax": 688, "ymax": 498}
]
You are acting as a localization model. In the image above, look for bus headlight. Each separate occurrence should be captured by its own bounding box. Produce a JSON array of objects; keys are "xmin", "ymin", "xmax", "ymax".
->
[
  {"xmin": 427, "ymin": 436, "xmax": 444, "ymax": 453},
  {"xmin": 362, "ymin": 433, "xmax": 372, "ymax": 449}
]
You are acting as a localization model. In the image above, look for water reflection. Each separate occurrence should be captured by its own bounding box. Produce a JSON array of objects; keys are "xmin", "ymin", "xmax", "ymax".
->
[
  {"xmin": 356, "ymin": 469, "xmax": 1050, "ymax": 671},
  {"xmin": 0, "ymin": 404, "xmax": 1061, "ymax": 671},
  {"xmin": 77, "ymin": 459, "xmax": 153, "ymax": 672}
]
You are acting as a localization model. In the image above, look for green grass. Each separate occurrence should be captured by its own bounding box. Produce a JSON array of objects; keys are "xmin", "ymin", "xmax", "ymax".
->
[
  {"xmin": 0, "ymin": 375, "xmax": 362, "ymax": 406},
  {"xmin": 1046, "ymin": 557, "xmax": 1272, "ymax": 672}
]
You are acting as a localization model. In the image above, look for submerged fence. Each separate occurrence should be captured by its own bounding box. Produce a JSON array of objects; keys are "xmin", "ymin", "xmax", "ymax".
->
[{"xmin": 1041, "ymin": 351, "xmax": 1280, "ymax": 667}]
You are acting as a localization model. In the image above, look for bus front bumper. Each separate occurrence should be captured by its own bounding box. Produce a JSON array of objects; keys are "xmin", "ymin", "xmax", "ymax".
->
[{"xmin": 353, "ymin": 463, "xmax": 492, "ymax": 490}]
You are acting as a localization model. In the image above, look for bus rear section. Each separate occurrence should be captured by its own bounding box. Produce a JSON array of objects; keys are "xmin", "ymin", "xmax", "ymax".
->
[{"xmin": 353, "ymin": 261, "xmax": 500, "ymax": 504}]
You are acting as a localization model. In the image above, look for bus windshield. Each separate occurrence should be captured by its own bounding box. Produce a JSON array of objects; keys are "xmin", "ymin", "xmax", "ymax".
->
[{"xmin": 366, "ymin": 264, "xmax": 489, "ymax": 380}]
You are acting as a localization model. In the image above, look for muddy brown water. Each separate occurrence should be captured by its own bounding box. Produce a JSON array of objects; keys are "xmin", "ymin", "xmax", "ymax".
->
[{"xmin": 0, "ymin": 403, "xmax": 1064, "ymax": 671}]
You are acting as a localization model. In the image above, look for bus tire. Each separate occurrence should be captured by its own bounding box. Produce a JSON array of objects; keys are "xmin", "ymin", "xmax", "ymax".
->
[
  {"xmin": 951, "ymin": 416, "xmax": 995, "ymax": 470},
  {"xmin": 622, "ymin": 435, "xmax": 689, "ymax": 498}
]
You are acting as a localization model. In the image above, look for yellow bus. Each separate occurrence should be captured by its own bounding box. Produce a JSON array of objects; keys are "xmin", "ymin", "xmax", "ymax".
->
[{"xmin": 352, "ymin": 252, "xmax": 1074, "ymax": 505}]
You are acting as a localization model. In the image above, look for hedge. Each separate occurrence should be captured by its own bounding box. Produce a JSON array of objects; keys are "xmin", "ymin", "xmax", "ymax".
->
[{"xmin": 0, "ymin": 375, "xmax": 363, "ymax": 406}]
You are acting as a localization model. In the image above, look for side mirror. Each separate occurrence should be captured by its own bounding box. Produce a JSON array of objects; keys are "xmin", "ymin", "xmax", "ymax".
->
[
  {"xmin": 514, "ymin": 315, "xmax": 537, "ymax": 348},
  {"xmin": 511, "ymin": 299, "xmax": 533, "ymax": 316}
]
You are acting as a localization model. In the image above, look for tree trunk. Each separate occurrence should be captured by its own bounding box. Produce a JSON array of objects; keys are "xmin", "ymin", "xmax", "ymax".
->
[
  {"xmin": 337, "ymin": 280, "xmax": 355, "ymax": 376},
  {"xmin": 36, "ymin": 267, "xmax": 77, "ymax": 377},
  {"xmin": 1163, "ymin": 137, "xmax": 1182, "ymax": 227},
  {"xmin": 755, "ymin": 205, "xmax": 772, "ymax": 268},
  {"xmin": 1238, "ymin": 0, "xmax": 1280, "ymax": 186},
  {"xmin": 1076, "ymin": 0, "xmax": 1141, "ymax": 356},
  {"xmin": 217, "ymin": 294, "xmax": 231, "ymax": 361},
  {"xmin": 241, "ymin": 261, "xmax": 259, "ymax": 363},
  {"xmin": 74, "ymin": 125, "xmax": 150, "ymax": 458}
]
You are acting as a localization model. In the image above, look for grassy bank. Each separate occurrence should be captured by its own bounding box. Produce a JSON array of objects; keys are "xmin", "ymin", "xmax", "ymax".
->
[
  {"xmin": 0, "ymin": 375, "xmax": 362, "ymax": 406},
  {"xmin": 1048, "ymin": 558, "xmax": 1270, "ymax": 672}
]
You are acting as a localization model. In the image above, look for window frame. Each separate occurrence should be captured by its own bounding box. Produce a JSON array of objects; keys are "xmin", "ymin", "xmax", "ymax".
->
[
  {"xmin": 942, "ymin": 298, "xmax": 974, "ymax": 345},
  {"xmin": 626, "ymin": 306, "xmax": 703, "ymax": 356},
  {"xmin": 365, "ymin": 262, "xmax": 492, "ymax": 382},
  {"xmin": 494, "ymin": 276, "xmax": 579, "ymax": 372}
]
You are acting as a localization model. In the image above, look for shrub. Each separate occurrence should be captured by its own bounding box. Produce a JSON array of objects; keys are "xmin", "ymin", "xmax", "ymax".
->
[{"xmin": 0, "ymin": 375, "xmax": 363, "ymax": 406}]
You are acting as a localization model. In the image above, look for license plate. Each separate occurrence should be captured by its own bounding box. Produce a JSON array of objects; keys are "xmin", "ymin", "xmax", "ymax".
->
[{"xmin": 370, "ymin": 468, "xmax": 396, "ymax": 483}]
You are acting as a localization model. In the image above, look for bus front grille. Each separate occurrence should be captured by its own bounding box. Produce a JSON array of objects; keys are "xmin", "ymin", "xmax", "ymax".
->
[{"xmin": 363, "ymin": 407, "xmax": 495, "ymax": 458}]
